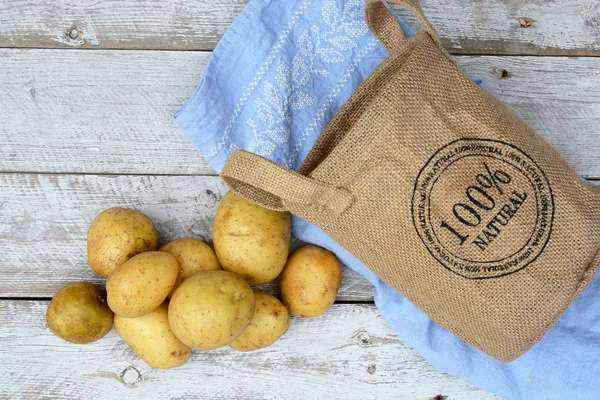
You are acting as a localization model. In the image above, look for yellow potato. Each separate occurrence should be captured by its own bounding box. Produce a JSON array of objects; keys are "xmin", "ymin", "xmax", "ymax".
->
[
  {"xmin": 114, "ymin": 302, "xmax": 191, "ymax": 369},
  {"xmin": 230, "ymin": 291, "xmax": 290, "ymax": 351},
  {"xmin": 87, "ymin": 207, "xmax": 158, "ymax": 277},
  {"xmin": 168, "ymin": 270, "xmax": 255, "ymax": 350},
  {"xmin": 160, "ymin": 238, "xmax": 221, "ymax": 296},
  {"xmin": 213, "ymin": 192, "xmax": 291, "ymax": 286},
  {"xmin": 107, "ymin": 252, "xmax": 178, "ymax": 318},
  {"xmin": 281, "ymin": 245, "xmax": 342, "ymax": 318},
  {"xmin": 46, "ymin": 282, "xmax": 113, "ymax": 344}
]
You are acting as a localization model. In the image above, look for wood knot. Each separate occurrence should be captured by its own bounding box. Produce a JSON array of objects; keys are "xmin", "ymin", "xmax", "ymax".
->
[
  {"xmin": 518, "ymin": 17, "xmax": 535, "ymax": 28},
  {"xmin": 204, "ymin": 189, "xmax": 220, "ymax": 204},
  {"xmin": 353, "ymin": 330, "xmax": 372, "ymax": 347},
  {"xmin": 67, "ymin": 27, "xmax": 80, "ymax": 40},
  {"xmin": 120, "ymin": 366, "xmax": 141, "ymax": 387},
  {"xmin": 583, "ymin": 2, "xmax": 600, "ymax": 28}
]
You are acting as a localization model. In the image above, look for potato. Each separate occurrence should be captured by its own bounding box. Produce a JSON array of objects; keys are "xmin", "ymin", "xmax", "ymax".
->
[
  {"xmin": 107, "ymin": 252, "xmax": 178, "ymax": 318},
  {"xmin": 160, "ymin": 238, "xmax": 221, "ymax": 296},
  {"xmin": 230, "ymin": 291, "xmax": 290, "ymax": 351},
  {"xmin": 88, "ymin": 207, "xmax": 158, "ymax": 277},
  {"xmin": 213, "ymin": 192, "xmax": 291, "ymax": 286},
  {"xmin": 46, "ymin": 282, "xmax": 113, "ymax": 344},
  {"xmin": 281, "ymin": 245, "xmax": 342, "ymax": 318},
  {"xmin": 114, "ymin": 302, "xmax": 191, "ymax": 369},
  {"xmin": 169, "ymin": 270, "xmax": 255, "ymax": 350}
]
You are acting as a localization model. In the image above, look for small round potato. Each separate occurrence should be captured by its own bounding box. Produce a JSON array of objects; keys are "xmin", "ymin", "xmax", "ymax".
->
[
  {"xmin": 107, "ymin": 252, "xmax": 179, "ymax": 318},
  {"xmin": 281, "ymin": 245, "xmax": 342, "ymax": 318},
  {"xmin": 46, "ymin": 282, "xmax": 113, "ymax": 344},
  {"xmin": 88, "ymin": 207, "xmax": 158, "ymax": 277},
  {"xmin": 168, "ymin": 270, "xmax": 255, "ymax": 350},
  {"xmin": 213, "ymin": 192, "xmax": 291, "ymax": 286},
  {"xmin": 160, "ymin": 238, "xmax": 221, "ymax": 296},
  {"xmin": 230, "ymin": 291, "xmax": 290, "ymax": 352},
  {"xmin": 114, "ymin": 302, "xmax": 191, "ymax": 369}
]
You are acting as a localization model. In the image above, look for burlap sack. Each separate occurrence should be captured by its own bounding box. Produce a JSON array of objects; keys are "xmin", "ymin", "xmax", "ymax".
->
[{"xmin": 220, "ymin": 0, "xmax": 600, "ymax": 362}]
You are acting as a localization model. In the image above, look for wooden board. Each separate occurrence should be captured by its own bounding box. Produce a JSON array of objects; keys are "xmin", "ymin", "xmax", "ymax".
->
[
  {"xmin": 0, "ymin": 49, "xmax": 213, "ymax": 175},
  {"xmin": 1, "ymin": 0, "xmax": 600, "ymax": 56},
  {"xmin": 0, "ymin": 173, "xmax": 374, "ymax": 300},
  {"xmin": 2, "ymin": 49, "xmax": 600, "ymax": 177},
  {"xmin": 0, "ymin": 300, "xmax": 499, "ymax": 399}
]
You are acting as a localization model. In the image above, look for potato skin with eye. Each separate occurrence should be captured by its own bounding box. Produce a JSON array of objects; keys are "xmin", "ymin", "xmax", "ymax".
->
[
  {"xmin": 213, "ymin": 192, "xmax": 291, "ymax": 286},
  {"xmin": 230, "ymin": 291, "xmax": 290, "ymax": 352},
  {"xmin": 87, "ymin": 207, "xmax": 158, "ymax": 277},
  {"xmin": 107, "ymin": 252, "xmax": 179, "ymax": 318},
  {"xmin": 46, "ymin": 282, "xmax": 113, "ymax": 344},
  {"xmin": 168, "ymin": 270, "xmax": 255, "ymax": 350},
  {"xmin": 160, "ymin": 238, "xmax": 221, "ymax": 296},
  {"xmin": 281, "ymin": 245, "xmax": 342, "ymax": 318},
  {"xmin": 114, "ymin": 302, "xmax": 191, "ymax": 369}
]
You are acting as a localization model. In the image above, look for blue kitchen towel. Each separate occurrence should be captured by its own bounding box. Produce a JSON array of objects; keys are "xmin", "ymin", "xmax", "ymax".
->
[{"xmin": 174, "ymin": 0, "xmax": 600, "ymax": 398}]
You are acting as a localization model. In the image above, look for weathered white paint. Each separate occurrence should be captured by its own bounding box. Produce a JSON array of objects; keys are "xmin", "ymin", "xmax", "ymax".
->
[
  {"xmin": 0, "ymin": 174, "xmax": 374, "ymax": 299},
  {"xmin": 0, "ymin": 49, "xmax": 213, "ymax": 175},
  {"xmin": 0, "ymin": 0, "xmax": 246, "ymax": 51},
  {"xmin": 1, "ymin": 0, "xmax": 599, "ymax": 55},
  {"xmin": 400, "ymin": 0, "xmax": 600, "ymax": 55},
  {"xmin": 2, "ymin": 49, "xmax": 600, "ymax": 177},
  {"xmin": 0, "ymin": 301, "xmax": 499, "ymax": 399}
]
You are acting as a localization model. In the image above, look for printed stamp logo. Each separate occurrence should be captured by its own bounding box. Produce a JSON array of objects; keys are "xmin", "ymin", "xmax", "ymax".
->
[{"xmin": 412, "ymin": 139, "xmax": 554, "ymax": 279}]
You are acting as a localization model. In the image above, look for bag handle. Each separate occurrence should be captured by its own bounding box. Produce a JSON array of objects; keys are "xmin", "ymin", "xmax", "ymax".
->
[
  {"xmin": 221, "ymin": 150, "xmax": 354, "ymax": 214},
  {"xmin": 221, "ymin": 1, "xmax": 440, "ymax": 212},
  {"xmin": 365, "ymin": 0, "xmax": 442, "ymax": 51}
]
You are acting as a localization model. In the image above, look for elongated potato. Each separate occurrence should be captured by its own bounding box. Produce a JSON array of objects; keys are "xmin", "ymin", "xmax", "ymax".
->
[
  {"xmin": 281, "ymin": 245, "xmax": 342, "ymax": 318},
  {"xmin": 114, "ymin": 302, "xmax": 191, "ymax": 369},
  {"xmin": 169, "ymin": 270, "xmax": 255, "ymax": 350},
  {"xmin": 107, "ymin": 252, "xmax": 179, "ymax": 318},
  {"xmin": 213, "ymin": 192, "xmax": 291, "ymax": 286},
  {"xmin": 160, "ymin": 238, "xmax": 221, "ymax": 296},
  {"xmin": 230, "ymin": 291, "xmax": 290, "ymax": 351},
  {"xmin": 87, "ymin": 207, "xmax": 158, "ymax": 277}
]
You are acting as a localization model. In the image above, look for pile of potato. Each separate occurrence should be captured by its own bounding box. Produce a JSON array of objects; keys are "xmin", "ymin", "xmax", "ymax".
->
[{"xmin": 46, "ymin": 192, "xmax": 342, "ymax": 369}]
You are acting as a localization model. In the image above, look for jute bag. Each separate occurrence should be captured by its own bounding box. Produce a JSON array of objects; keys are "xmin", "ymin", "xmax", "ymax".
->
[{"xmin": 221, "ymin": 0, "xmax": 600, "ymax": 362}]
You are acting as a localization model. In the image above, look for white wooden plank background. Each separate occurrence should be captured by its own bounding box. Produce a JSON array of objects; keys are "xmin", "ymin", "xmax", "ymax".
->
[
  {"xmin": 2, "ymin": 0, "xmax": 598, "ymax": 398},
  {"xmin": 2, "ymin": 50, "xmax": 600, "ymax": 177},
  {"xmin": 2, "ymin": 0, "xmax": 600, "ymax": 55},
  {"xmin": 0, "ymin": 301, "xmax": 497, "ymax": 400}
]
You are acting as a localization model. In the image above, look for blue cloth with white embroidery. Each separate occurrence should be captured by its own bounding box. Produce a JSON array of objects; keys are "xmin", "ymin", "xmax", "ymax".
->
[{"xmin": 174, "ymin": 0, "xmax": 600, "ymax": 398}]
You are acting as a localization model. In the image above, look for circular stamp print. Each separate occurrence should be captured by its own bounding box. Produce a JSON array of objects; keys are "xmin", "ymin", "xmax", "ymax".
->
[{"xmin": 412, "ymin": 139, "xmax": 554, "ymax": 279}]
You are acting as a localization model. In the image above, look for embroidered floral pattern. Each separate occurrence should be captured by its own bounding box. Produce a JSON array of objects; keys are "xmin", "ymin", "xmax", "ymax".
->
[
  {"xmin": 203, "ymin": 0, "xmax": 315, "ymax": 160},
  {"xmin": 246, "ymin": 0, "xmax": 370, "ymax": 160}
]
